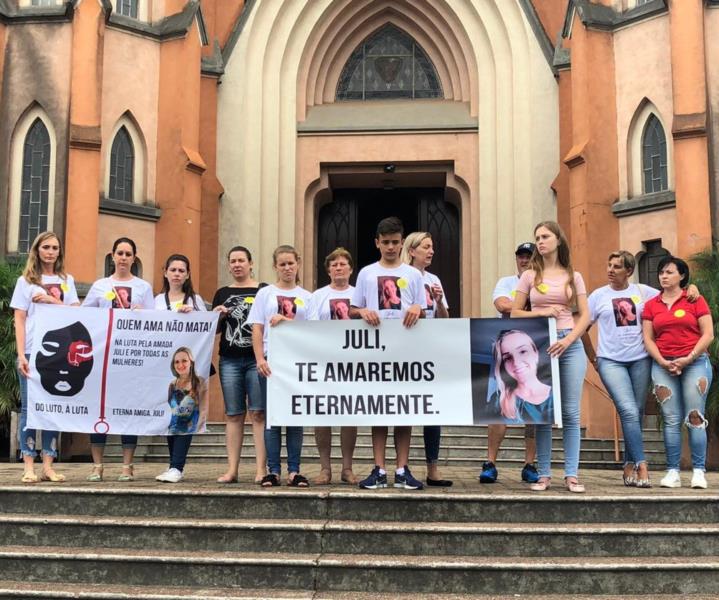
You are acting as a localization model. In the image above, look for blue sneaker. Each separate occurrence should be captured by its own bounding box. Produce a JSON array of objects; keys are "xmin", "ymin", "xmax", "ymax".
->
[
  {"xmin": 359, "ymin": 465, "xmax": 387, "ymax": 489},
  {"xmin": 521, "ymin": 463, "xmax": 539, "ymax": 483},
  {"xmin": 478, "ymin": 461, "xmax": 498, "ymax": 483},
  {"xmin": 394, "ymin": 465, "xmax": 424, "ymax": 490}
]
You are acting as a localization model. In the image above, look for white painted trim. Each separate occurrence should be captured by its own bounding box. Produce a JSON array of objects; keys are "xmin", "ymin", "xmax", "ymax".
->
[
  {"xmin": 109, "ymin": 0, "xmax": 149, "ymax": 22},
  {"xmin": 7, "ymin": 106, "xmax": 57, "ymax": 253},
  {"xmin": 104, "ymin": 113, "xmax": 146, "ymax": 204}
]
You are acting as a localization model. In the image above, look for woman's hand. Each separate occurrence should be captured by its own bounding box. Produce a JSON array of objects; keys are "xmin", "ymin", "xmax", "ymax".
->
[
  {"xmin": 539, "ymin": 306, "xmax": 562, "ymax": 319},
  {"xmin": 257, "ymin": 358, "xmax": 271, "ymax": 378},
  {"xmin": 32, "ymin": 292, "xmax": 60, "ymax": 305},
  {"xmin": 177, "ymin": 305, "xmax": 193, "ymax": 313},
  {"xmin": 269, "ymin": 314, "xmax": 289, "ymax": 327},
  {"xmin": 17, "ymin": 355, "xmax": 30, "ymax": 377},
  {"xmin": 214, "ymin": 305, "xmax": 228, "ymax": 314},
  {"xmin": 358, "ymin": 308, "xmax": 380, "ymax": 327},
  {"xmin": 658, "ymin": 357, "xmax": 679, "ymax": 375},
  {"xmin": 431, "ymin": 284, "xmax": 443, "ymax": 303},
  {"xmin": 547, "ymin": 336, "xmax": 571, "ymax": 358},
  {"xmin": 686, "ymin": 284, "xmax": 700, "ymax": 303}
]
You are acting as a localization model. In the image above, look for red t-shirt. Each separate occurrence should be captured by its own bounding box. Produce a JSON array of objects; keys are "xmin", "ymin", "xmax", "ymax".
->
[{"xmin": 641, "ymin": 290, "xmax": 710, "ymax": 357}]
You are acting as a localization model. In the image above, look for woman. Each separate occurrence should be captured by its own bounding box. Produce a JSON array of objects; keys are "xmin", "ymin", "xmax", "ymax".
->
[
  {"xmin": 82, "ymin": 237, "xmax": 154, "ymax": 481},
  {"xmin": 11, "ymin": 232, "xmax": 80, "ymax": 483},
  {"xmin": 490, "ymin": 329, "xmax": 552, "ymax": 424},
  {"xmin": 401, "ymin": 232, "xmax": 452, "ymax": 486},
  {"xmin": 157, "ymin": 347, "xmax": 208, "ymax": 482},
  {"xmin": 642, "ymin": 256, "xmax": 714, "ymax": 489},
  {"xmin": 211, "ymin": 246, "xmax": 267, "ymax": 484},
  {"xmin": 512, "ymin": 221, "xmax": 590, "ymax": 493},
  {"xmin": 154, "ymin": 255, "xmax": 210, "ymax": 483},
  {"xmin": 247, "ymin": 245, "xmax": 312, "ymax": 487},
  {"xmin": 307, "ymin": 247, "xmax": 358, "ymax": 485},
  {"xmin": 379, "ymin": 277, "xmax": 402, "ymax": 310}
]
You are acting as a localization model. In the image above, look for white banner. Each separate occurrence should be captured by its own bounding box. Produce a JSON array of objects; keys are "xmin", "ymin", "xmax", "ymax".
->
[
  {"xmin": 267, "ymin": 317, "xmax": 560, "ymax": 427},
  {"xmin": 27, "ymin": 305, "xmax": 218, "ymax": 435}
]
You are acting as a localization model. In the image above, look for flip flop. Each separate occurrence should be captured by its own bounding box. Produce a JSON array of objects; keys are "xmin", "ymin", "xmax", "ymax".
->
[{"xmin": 216, "ymin": 474, "xmax": 238, "ymax": 484}]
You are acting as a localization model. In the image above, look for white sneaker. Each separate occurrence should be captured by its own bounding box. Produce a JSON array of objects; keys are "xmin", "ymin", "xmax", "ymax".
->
[
  {"xmin": 155, "ymin": 469, "xmax": 171, "ymax": 482},
  {"xmin": 691, "ymin": 469, "xmax": 707, "ymax": 489},
  {"xmin": 660, "ymin": 469, "xmax": 682, "ymax": 488},
  {"xmin": 163, "ymin": 468, "xmax": 183, "ymax": 483}
]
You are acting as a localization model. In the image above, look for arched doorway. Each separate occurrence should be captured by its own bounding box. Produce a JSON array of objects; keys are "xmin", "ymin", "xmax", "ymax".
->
[{"xmin": 317, "ymin": 187, "xmax": 461, "ymax": 315}]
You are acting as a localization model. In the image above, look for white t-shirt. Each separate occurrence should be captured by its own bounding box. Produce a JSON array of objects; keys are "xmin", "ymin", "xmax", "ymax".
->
[
  {"xmin": 154, "ymin": 293, "xmax": 207, "ymax": 312},
  {"xmin": 246, "ymin": 284, "xmax": 313, "ymax": 355},
  {"xmin": 588, "ymin": 283, "xmax": 659, "ymax": 362},
  {"xmin": 351, "ymin": 262, "xmax": 424, "ymax": 320},
  {"xmin": 11, "ymin": 274, "xmax": 80, "ymax": 354},
  {"xmin": 492, "ymin": 274, "xmax": 520, "ymax": 318},
  {"xmin": 421, "ymin": 271, "xmax": 449, "ymax": 319},
  {"xmin": 308, "ymin": 285, "xmax": 355, "ymax": 321},
  {"xmin": 82, "ymin": 276, "xmax": 155, "ymax": 310}
]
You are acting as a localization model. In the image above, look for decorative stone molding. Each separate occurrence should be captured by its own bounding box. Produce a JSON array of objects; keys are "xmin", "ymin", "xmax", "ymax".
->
[
  {"xmin": 69, "ymin": 125, "xmax": 102, "ymax": 151},
  {"xmin": 612, "ymin": 190, "xmax": 675, "ymax": 217},
  {"xmin": 99, "ymin": 196, "xmax": 161, "ymax": 222}
]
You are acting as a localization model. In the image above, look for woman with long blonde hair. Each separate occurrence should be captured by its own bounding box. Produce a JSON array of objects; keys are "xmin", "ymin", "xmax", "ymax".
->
[{"xmin": 11, "ymin": 232, "xmax": 80, "ymax": 483}]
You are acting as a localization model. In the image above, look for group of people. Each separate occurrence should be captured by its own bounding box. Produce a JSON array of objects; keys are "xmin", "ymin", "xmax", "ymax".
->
[{"xmin": 11, "ymin": 216, "xmax": 715, "ymax": 491}]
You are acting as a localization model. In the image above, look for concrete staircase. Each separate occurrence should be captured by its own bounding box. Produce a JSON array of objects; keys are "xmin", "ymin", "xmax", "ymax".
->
[
  {"xmin": 101, "ymin": 422, "xmax": 669, "ymax": 470},
  {"xmin": 0, "ymin": 470, "xmax": 717, "ymax": 598}
]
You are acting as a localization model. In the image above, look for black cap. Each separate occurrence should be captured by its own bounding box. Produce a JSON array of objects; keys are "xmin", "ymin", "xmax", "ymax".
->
[{"xmin": 515, "ymin": 243, "xmax": 535, "ymax": 256}]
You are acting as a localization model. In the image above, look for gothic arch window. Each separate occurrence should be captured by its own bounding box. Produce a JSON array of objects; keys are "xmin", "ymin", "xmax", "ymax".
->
[
  {"xmin": 18, "ymin": 119, "xmax": 52, "ymax": 253},
  {"xmin": 336, "ymin": 24, "xmax": 443, "ymax": 101},
  {"xmin": 109, "ymin": 126, "xmax": 135, "ymax": 202},
  {"xmin": 117, "ymin": 0, "xmax": 138, "ymax": 18},
  {"xmin": 104, "ymin": 253, "xmax": 140, "ymax": 277},
  {"xmin": 637, "ymin": 240, "xmax": 669, "ymax": 287},
  {"xmin": 642, "ymin": 114, "xmax": 668, "ymax": 194}
]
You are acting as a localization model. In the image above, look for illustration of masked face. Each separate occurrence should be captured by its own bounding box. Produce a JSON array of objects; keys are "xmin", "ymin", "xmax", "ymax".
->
[{"xmin": 35, "ymin": 322, "xmax": 94, "ymax": 396}]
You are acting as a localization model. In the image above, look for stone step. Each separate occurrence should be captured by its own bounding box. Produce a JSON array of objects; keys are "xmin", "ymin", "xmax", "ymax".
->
[
  {"xmin": 2, "ymin": 513, "xmax": 717, "ymax": 558},
  {"xmin": 1, "ymin": 485, "xmax": 716, "ymax": 524},
  {"xmin": 0, "ymin": 545, "xmax": 716, "ymax": 596}
]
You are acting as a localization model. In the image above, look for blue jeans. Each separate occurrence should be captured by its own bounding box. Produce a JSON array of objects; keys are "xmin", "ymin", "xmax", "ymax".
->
[
  {"xmin": 167, "ymin": 435, "xmax": 193, "ymax": 471},
  {"xmin": 259, "ymin": 372, "xmax": 303, "ymax": 475},
  {"xmin": 18, "ymin": 359, "xmax": 58, "ymax": 458},
  {"xmin": 597, "ymin": 356, "xmax": 651, "ymax": 467},
  {"xmin": 219, "ymin": 355, "xmax": 263, "ymax": 415},
  {"xmin": 90, "ymin": 434, "xmax": 137, "ymax": 449},
  {"xmin": 651, "ymin": 354, "xmax": 712, "ymax": 471},
  {"xmin": 423, "ymin": 426, "xmax": 441, "ymax": 464},
  {"xmin": 536, "ymin": 330, "xmax": 586, "ymax": 479}
]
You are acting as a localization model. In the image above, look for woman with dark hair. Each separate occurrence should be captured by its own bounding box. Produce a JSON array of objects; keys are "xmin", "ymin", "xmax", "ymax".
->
[
  {"xmin": 490, "ymin": 329, "xmax": 552, "ymax": 424},
  {"xmin": 642, "ymin": 256, "xmax": 714, "ymax": 489},
  {"xmin": 11, "ymin": 231, "xmax": 80, "ymax": 483},
  {"xmin": 154, "ymin": 254, "xmax": 205, "ymax": 312},
  {"xmin": 82, "ymin": 237, "xmax": 154, "ymax": 481},
  {"xmin": 401, "ymin": 231, "xmax": 452, "ymax": 487},
  {"xmin": 511, "ymin": 221, "xmax": 590, "ymax": 492},
  {"xmin": 211, "ymin": 246, "xmax": 267, "ymax": 484}
]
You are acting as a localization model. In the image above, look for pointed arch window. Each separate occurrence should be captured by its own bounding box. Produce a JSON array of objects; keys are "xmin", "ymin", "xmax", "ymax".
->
[
  {"xmin": 642, "ymin": 115, "xmax": 668, "ymax": 194},
  {"xmin": 18, "ymin": 119, "xmax": 51, "ymax": 253},
  {"xmin": 109, "ymin": 126, "xmax": 134, "ymax": 202},
  {"xmin": 117, "ymin": 0, "xmax": 138, "ymax": 18},
  {"xmin": 336, "ymin": 24, "xmax": 443, "ymax": 101}
]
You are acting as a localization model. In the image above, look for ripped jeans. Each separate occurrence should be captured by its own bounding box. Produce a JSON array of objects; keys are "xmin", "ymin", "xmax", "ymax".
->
[
  {"xmin": 18, "ymin": 358, "xmax": 59, "ymax": 458},
  {"xmin": 651, "ymin": 354, "xmax": 712, "ymax": 471}
]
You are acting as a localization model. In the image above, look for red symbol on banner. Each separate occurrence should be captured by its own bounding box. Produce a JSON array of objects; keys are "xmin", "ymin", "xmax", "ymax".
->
[{"xmin": 94, "ymin": 308, "xmax": 115, "ymax": 435}]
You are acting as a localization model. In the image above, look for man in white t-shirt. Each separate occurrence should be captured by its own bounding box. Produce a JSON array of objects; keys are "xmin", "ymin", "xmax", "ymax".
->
[
  {"xmin": 481, "ymin": 242, "xmax": 540, "ymax": 484},
  {"xmin": 350, "ymin": 217, "xmax": 425, "ymax": 490}
]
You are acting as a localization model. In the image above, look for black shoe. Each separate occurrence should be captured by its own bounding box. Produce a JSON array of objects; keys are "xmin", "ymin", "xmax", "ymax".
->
[
  {"xmin": 359, "ymin": 465, "xmax": 388, "ymax": 489},
  {"xmin": 426, "ymin": 477, "xmax": 453, "ymax": 487}
]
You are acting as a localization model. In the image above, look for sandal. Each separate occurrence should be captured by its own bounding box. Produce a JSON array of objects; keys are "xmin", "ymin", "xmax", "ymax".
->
[
  {"xmin": 40, "ymin": 471, "xmax": 66, "ymax": 483},
  {"xmin": 117, "ymin": 463, "xmax": 134, "ymax": 482},
  {"xmin": 312, "ymin": 469, "xmax": 332, "ymax": 485},
  {"xmin": 288, "ymin": 473, "xmax": 309, "ymax": 488},
  {"xmin": 565, "ymin": 477, "xmax": 585, "ymax": 493},
  {"xmin": 86, "ymin": 464, "xmax": 104, "ymax": 482},
  {"xmin": 21, "ymin": 471, "xmax": 38, "ymax": 483},
  {"xmin": 623, "ymin": 474, "xmax": 636, "ymax": 487},
  {"xmin": 530, "ymin": 477, "xmax": 551, "ymax": 491},
  {"xmin": 261, "ymin": 473, "xmax": 280, "ymax": 487},
  {"xmin": 216, "ymin": 473, "xmax": 238, "ymax": 484},
  {"xmin": 341, "ymin": 469, "xmax": 359, "ymax": 485}
]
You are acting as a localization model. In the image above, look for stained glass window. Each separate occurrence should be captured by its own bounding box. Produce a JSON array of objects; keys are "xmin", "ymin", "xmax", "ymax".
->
[
  {"xmin": 336, "ymin": 24, "xmax": 443, "ymax": 101},
  {"xmin": 117, "ymin": 0, "xmax": 138, "ymax": 18},
  {"xmin": 18, "ymin": 119, "xmax": 51, "ymax": 253},
  {"xmin": 642, "ymin": 115, "xmax": 668, "ymax": 194},
  {"xmin": 109, "ymin": 127, "xmax": 134, "ymax": 202}
]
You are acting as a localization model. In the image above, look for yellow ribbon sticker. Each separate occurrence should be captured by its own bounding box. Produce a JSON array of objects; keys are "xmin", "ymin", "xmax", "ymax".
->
[
  {"xmin": 245, "ymin": 297, "xmax": 254, "ymax": 304},
  {"xmin": 104, "ymin": 291, "xmax": 116, "ymax": 301},
  {"xmin": 631, "ymin": 295, "xmax": 641, "ymax": 305},
  {"xmin": 294, "ymin": 298, "xmax": 305, "ymax": 307},
  {"xmin": 674, "ymin": 309, "xmax": 686, "ymax": 318},
  {"xmin": 173, "ymin": 301, "xmax": 183, "ymax": 311},
  {"xmin": 397, "ymin": 278, "xmax": 408, "ymax": 289},
  {"xmin": 510, "ymin": 290, "xmax": 517, "ymax": 298},
  {"xmin": 537, "ymin": 283, "xmax": 549, "ymax": 294},
  {"xmin": 60, "ymin": 282, "xmax": 70, "ymax": 293}
]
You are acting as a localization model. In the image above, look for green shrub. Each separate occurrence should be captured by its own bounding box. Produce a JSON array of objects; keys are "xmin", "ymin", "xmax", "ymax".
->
[
  {"xmin": 0, "ymin": 260, "xmax": 23, "ymax": 433},
  {"xmin": 690, "ymin": 247, "xmax": 719, "ymax": 431}
]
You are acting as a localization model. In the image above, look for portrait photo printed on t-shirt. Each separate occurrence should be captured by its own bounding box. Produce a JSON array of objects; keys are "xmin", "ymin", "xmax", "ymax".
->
[
  {"xmin": 377, "ymin": 276, "xmax": 401, "ymax": 310},
  {"xmin": 43, "ymin": 283, "xmax": 64, "ymax": 302},
  {"xmin": 113, "ymin": 286, "xmax": 132, "ymax": 309},
  {"xmin": 329, "ymin": 298, "xmax": 351, "ymax": 320},
  {"xmin": 612, "ymin": 297, "xmax": 637, "ymax": 327},
  {"xmin": 277, "ymin": 296, "xmax": 297, "ymax": 319}
]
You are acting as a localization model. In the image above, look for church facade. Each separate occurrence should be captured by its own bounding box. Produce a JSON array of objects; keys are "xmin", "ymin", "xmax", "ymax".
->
[{"xmin": 2, "ymin": 0, "xmax": 718, "ymax": 439}]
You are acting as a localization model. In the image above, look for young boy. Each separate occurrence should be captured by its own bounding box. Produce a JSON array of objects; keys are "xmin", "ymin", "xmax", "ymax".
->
[{"xmin": 350, "ymin": 216, "xmax": 425, "ymax": 490}]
